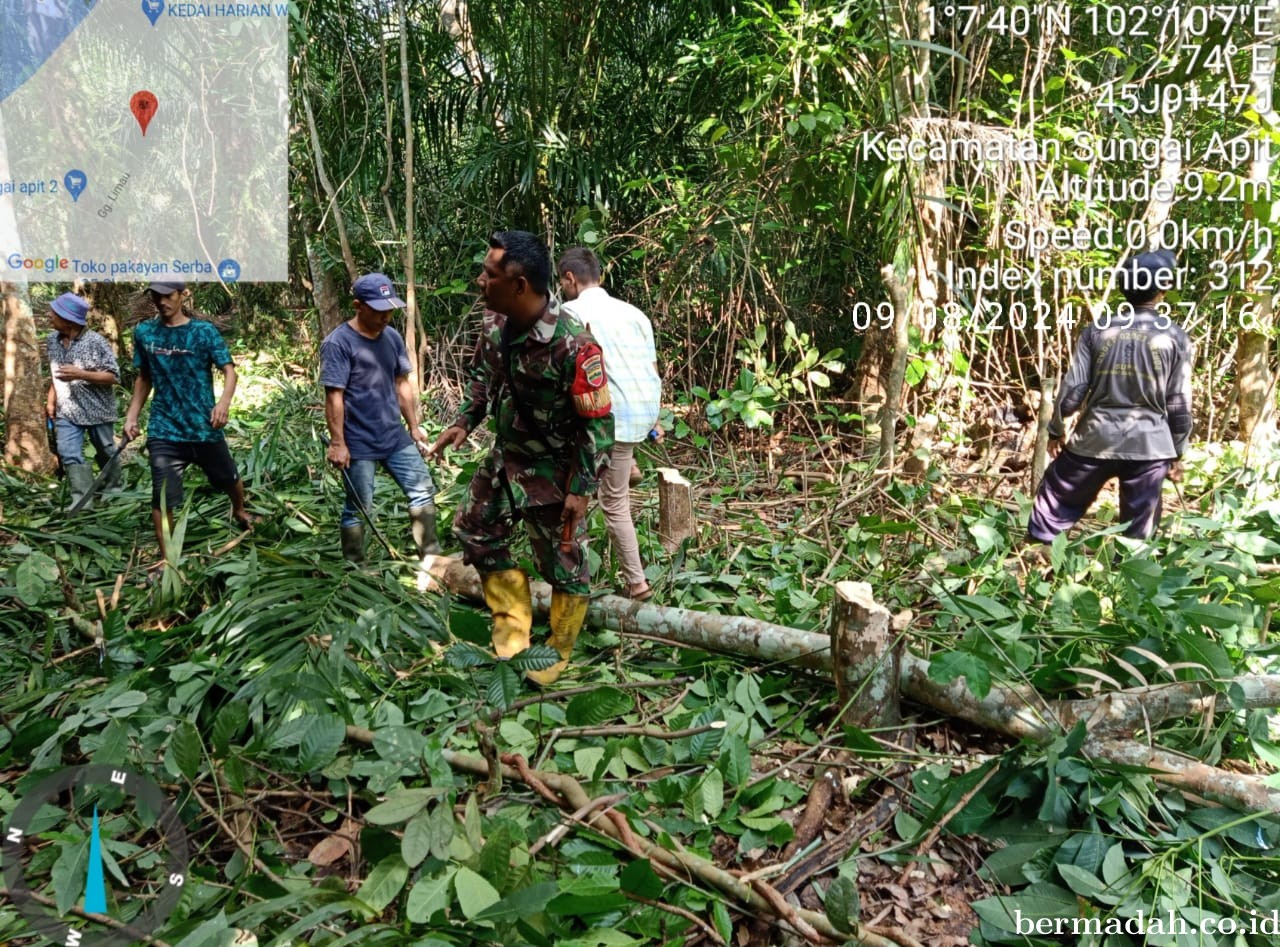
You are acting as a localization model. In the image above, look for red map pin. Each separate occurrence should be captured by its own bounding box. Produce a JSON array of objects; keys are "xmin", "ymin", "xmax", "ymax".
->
[{"xmin": 130, "ymin": 90, "xmax": 158, "ymax": 136}]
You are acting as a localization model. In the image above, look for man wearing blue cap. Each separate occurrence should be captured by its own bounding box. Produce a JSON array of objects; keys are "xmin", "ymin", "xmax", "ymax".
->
[
  {"xmin": 124, "ymin": 281, "xmax": 253, "ymax": 556},
  {"xmin": 44, "ymin": 292, "xmax": 121, "ymax": 511},
  {"xmin": 1028, "ymin": 250, "xmax": 1192, "ymax": 544},
  {"xmin": 320, "ymin": 273, "xmax": 439, "ymax": 563}
]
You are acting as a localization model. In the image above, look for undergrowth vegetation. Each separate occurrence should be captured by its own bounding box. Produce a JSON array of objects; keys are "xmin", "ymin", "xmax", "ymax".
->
[{"xmin": 1, "ymin": 363, "xmax": 1279, "ymax": 946}]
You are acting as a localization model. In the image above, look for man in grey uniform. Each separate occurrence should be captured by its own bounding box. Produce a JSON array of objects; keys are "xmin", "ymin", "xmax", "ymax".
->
[{"xmin": 1027, "ymin": 250, "xmax": 1192, "ymax": 543}]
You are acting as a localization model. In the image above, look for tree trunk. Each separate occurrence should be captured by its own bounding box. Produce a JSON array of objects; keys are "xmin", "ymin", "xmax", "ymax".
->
[
  {"xmin": 302, "ymin": 89, "xmax": 357, "ymax": 283},
  {"xmin": 398, "ymin": 0, "xmax": 425, "ymax": 389},
  {"xmin": 421, "ymin": 555, "xmax": 1280, "ymax": 815},
  {"xmin": 1088, "ymin": 740, "xmax": 1280, "ymax": 815},
  {"xmin": 379, "ymin": 21, "xmax": 402, "ymax": 248},
  {"xmin": 848, "ymin": 325, "xmax": 892, "ymax": 445},
  {"xmin": 1142, "ymin": 112, "xmax": 1181, "ymax": 244},
  {"xmin": 850, "ymin": 0, "xmax": 937, "ymax": 460},
  {"xmin": 421, "ymin": 555, "xmax": 834, "ymax": 673},
  {"xmin": 1237, "ymin": 0, "xmax": 1277, "ymax": 451},
  {"xmin": 913, "ymin": 132, "xmax": 945, "ymax": 351},
  {"xmin": 657, "ymin": 467, "xmax": 694, "ymax": 552},
  {"xmin": 1031, "ymin": 371, "xmax": 1057, "ymax": 492},
  {"xmin": 306, "ymin": 236, "xmax": 344, "ymax": 338},
  {"xmin": 82, "ymin": 282, "xmax": 128, "ymax": 360},
  {"xmin": 439, "ymin": 0, "xmax": 484, "ymax": 85},
  {"xmin": 2, "ymin": 284, "xmax": 56, "ymax": 473},
  {"xmin": 1238, "ymin": 318, "xmax": 1274, "ymax": 449},
  {"xmin": 878, "ymin": 265, "xmax": 911, "ymax": 469}
]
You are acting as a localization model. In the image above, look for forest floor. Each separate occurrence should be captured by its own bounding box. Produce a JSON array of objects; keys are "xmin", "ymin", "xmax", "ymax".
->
[{"xmin": 2, "ymin": 360, "xmax": 1277, "ymax": 946}]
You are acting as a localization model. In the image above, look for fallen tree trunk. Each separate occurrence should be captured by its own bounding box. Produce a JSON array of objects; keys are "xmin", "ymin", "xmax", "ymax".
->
[
  {"xmin": 1086, "ymin": 740, "xmax": 1280, "ymax": 814},
  {"xmin": 422, "ymin": 556, "xmax": 834, "ymax": 674},
  {"xmin": 1056, "ymin": 676, "xmax": 1280, "ymax": 736},
  {"xmin": 423, "ymin": 557, "xmax": 1060, "ymax": 736},
  {"xmin": 420, "ymin": 556, "xmax": 1280, "ymax": 815},
  {"xmin": 896, "ymin": 646, "xmax": 1057, "ymax": 741}
]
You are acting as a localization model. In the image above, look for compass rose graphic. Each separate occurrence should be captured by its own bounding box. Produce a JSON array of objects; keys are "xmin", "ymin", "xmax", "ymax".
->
[{"xmin": 2, "ymin": 765, "xmax": 190, "ymax": 946}]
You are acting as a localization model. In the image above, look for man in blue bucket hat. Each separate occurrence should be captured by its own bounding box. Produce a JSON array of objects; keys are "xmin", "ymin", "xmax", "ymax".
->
[{"xmin": 44, "ymin": 292, "xmax": 122, "ymax": 511}]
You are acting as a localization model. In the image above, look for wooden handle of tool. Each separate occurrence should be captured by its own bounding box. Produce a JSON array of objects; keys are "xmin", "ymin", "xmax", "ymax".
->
[{"xmin": 559, "ymin": 457, "xmax": 581, "ymax": 552}]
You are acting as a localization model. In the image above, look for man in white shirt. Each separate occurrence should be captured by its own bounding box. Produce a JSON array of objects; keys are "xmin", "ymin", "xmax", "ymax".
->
[{"xmin": 558, "ymin": 247, "xmax": 661, "ymax": 600}]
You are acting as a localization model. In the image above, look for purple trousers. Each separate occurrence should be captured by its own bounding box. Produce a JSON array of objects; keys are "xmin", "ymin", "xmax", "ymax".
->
[{"xmin": 1027, "ymin": 450, "xmax": 1172, "ymax": 543}]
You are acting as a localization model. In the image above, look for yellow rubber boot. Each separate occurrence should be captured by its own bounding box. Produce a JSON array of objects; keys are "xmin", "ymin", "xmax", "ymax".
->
[
  {"xmin": 481, "ymin": 569, "xmax": 533, "ymax": 659},
  {"xmin": 526, "ymin": 590, "xmax": 589, "ymax": 686}
]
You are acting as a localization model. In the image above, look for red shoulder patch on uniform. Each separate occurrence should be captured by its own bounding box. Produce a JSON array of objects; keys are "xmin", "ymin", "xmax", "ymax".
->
[
  {"xmin": 572, "ymin": 345, "xmax": 612, "ymax": 418},
  {"xmin": 581, "ymin": 353, "xmax": 605, "ymax": 388}
]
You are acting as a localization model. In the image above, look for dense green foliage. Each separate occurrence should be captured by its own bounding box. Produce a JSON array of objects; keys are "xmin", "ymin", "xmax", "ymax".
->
[
  {"xmin": 281, "ymin": 0, "xmax": 1276, "ymax": 415},
  {"xmin": 4, "ymin": 0, "xmax": 1279, "ymax": 942},
  {"xmin": 3, "ymin": 361, "xmax": 1280, "ymax": 944}
]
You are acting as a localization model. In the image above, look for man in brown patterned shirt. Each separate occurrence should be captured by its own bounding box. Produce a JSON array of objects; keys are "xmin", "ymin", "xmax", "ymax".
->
[{"xmin": 45, "ymin": 293, "xmax": 121, "ymax": 511}]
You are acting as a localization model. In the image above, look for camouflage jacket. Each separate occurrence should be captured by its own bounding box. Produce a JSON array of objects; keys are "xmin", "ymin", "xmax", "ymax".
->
[{"xmin": 453, "ymin": 299, "xmax": 614, "ymax": 504}]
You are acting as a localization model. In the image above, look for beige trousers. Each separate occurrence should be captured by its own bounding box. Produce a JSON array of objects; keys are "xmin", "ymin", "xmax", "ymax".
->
[{"xmin": 598, "ymin": 442, "xmax": 645, "ymax": 586}]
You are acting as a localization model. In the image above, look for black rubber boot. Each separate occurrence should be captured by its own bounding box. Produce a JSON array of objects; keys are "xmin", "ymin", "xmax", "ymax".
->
[
  {"xmin": 409, "ymin": 504, "xmax": 442, "ymax": 557},
  {"xmin": 341, "ymin": 524, "xmax": 366, "ymax": 563},
  {"xmin": 66, "ymin": 464, "xmax": 95, "ymax": 512}
]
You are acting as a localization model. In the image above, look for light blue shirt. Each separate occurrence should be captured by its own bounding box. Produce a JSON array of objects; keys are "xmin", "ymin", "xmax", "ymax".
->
[{"xmin": 564, "ymin": 286, "xmax": 660, "ymax": 442}]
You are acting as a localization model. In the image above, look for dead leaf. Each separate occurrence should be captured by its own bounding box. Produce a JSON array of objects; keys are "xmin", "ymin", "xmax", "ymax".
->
[
  {"xmin": 931, "ymin": 859, "xmax": 957, "ymax": 883},
  {"xmin": 307, "ymin": 817, "xmax": 359, "ymax": 867}
]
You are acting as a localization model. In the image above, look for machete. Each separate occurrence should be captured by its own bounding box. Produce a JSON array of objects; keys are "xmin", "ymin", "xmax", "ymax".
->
[
  {"xmin": 46, "ymin": 418, "xmax": 64, "ymax": 477},
  {"xmin": 68, "ymin": 435, "xmax": 133, "ymax": 514},
  {"xmin": 320, "ymin": 434, "xmax": 399, "ymax": 558}
]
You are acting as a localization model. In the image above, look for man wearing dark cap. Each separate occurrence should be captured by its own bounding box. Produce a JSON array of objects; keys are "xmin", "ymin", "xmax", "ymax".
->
[
  {"xmin": 430, "ymin": 231, "xmax": 614, "ymax": 685},
  {"xmin": 45, "ymin": 292, "xmax": 122, "ymax": 511},
  {"xmin": 320, "ymin": 273, "xmax": 440, "ymax": 564},
  {"xmin": 1027, "ymin": 250, "xmax": 1192, "ymax": 544},
  {"xmin": 124, "ymin": 280, "xmax": 253, "ymax": 557}
]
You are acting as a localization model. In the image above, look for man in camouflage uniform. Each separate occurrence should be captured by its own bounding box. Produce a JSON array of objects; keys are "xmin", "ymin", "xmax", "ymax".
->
[{"xmin": 431, "ymin": 230, "xmax": 614, "ymax": 684}]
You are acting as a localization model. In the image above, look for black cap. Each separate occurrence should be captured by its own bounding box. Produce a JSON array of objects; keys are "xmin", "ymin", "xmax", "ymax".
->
[{"xmin": 1118, "ymin": 251, "xmax": 1177, "ymax": 295}]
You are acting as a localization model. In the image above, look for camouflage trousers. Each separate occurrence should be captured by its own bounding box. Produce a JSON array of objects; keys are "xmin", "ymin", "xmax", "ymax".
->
[{"xmin": 454, "ymin": 451, "xmax": 591, "ymax": 595}]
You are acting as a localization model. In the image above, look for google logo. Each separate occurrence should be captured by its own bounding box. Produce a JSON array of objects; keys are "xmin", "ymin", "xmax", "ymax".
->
[{"xmin": 6, "ymin": 254, "xmax": 72, "ymax": 271}]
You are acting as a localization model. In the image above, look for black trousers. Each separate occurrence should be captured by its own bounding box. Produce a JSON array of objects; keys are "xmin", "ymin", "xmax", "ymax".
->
[{"xmin": 1027, "ymin": 450, "xmax": 1171, "ymax": 542}]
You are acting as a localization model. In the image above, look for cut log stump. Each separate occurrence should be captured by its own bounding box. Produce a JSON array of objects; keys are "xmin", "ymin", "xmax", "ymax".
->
[
  {"xmin": 829, "ymin": 580, "xmax": 901, "ymax": 728},
  {"xmin": 657, "ymin": 467, "xmax": 694, "ymax": 552}
]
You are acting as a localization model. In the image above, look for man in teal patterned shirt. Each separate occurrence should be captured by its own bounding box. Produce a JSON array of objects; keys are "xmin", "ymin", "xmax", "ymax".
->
[{"xmin": 124, "ymin": 281, "xmax": 254, "ymax": 557}]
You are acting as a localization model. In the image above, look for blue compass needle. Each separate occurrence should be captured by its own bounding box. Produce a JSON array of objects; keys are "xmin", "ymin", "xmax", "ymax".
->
[{"xmin": 84, "ymin": 805, "xmax": 107, "ymax": 914}]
